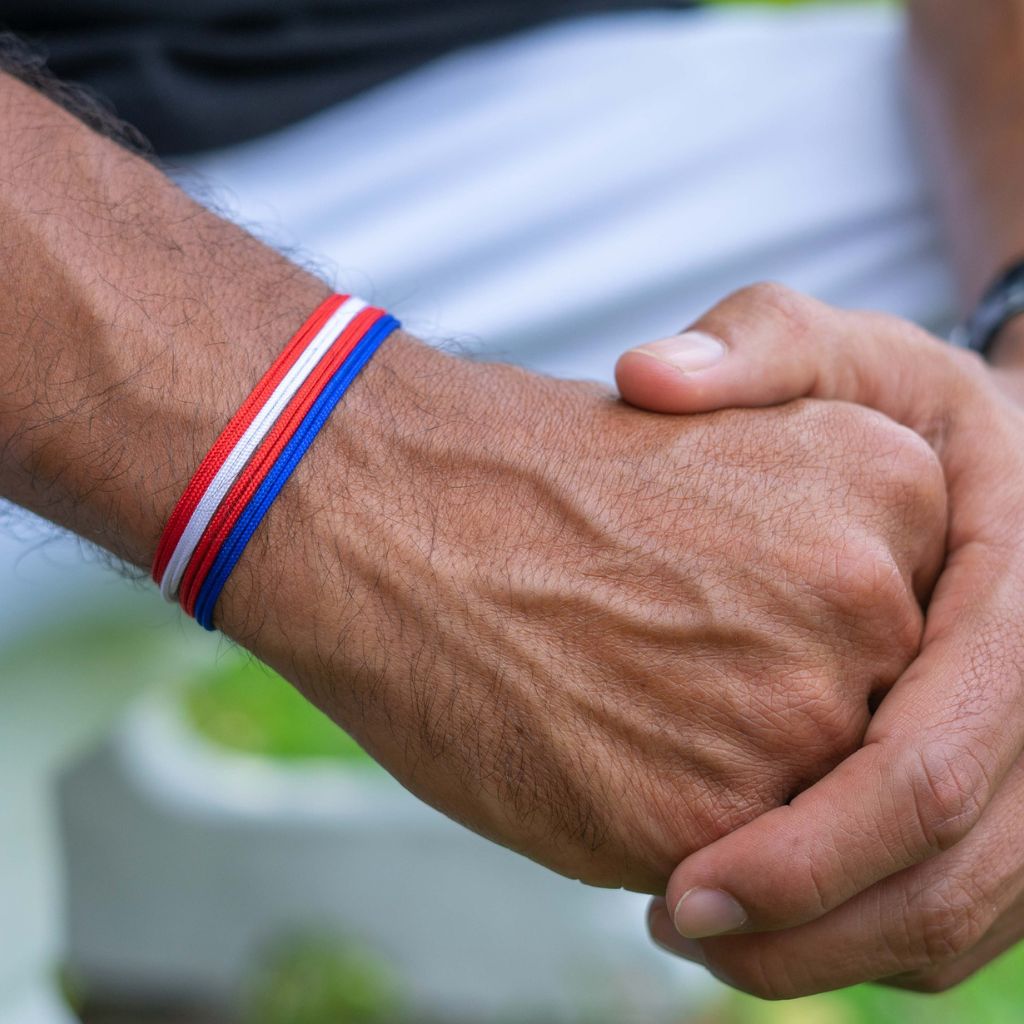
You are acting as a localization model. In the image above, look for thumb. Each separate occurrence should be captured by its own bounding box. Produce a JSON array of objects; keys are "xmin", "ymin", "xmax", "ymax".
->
[{"xmin": 615, "ymin": 283, "xmax": 974, "ymax": 447}]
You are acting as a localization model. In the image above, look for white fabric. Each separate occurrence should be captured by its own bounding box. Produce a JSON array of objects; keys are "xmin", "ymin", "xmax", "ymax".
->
[
  {"xmin": 2, "ymin": 3, "xmax": 953, "ymax": 1015},
  {"xmin": 185, "ymin": 4, "xmax": 955, "ymax": 385},
  {"xmin": 160, "ymin": 296, "xmax": 367, "ymax": 600}
]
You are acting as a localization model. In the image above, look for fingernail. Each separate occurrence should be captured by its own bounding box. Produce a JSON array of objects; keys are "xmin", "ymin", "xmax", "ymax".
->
[
  {"xmin": 672, "ymin": 887, "xmax": 748, "ymax": 938},
  {"xmin": 628, "ymin": 331, "xmax": 727, "ymax": 372},
  {"xmin": 648, "ymin": 901, "xmax": 706, "ymax": 963}
]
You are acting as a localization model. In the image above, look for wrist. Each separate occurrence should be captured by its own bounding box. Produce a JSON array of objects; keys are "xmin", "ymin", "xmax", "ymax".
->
[
  {"xmin": 211, "ymin": 332, "xmax": 534, "ymax": 745},
  {"xmin": 212, "ymin": 331, "xmax": 528, "ymax": 645}
]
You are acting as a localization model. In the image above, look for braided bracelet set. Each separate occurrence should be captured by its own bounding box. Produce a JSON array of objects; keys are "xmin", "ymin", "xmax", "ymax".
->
[{"xmin": 153, "ymin": 294, "xmax": 399, "ymax": 630}]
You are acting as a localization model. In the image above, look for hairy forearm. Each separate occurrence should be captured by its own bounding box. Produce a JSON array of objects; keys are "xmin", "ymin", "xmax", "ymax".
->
[
  {"xmin": 0, "ymin": 70, "xmax": 448, "ymax": 570},
  {"xmin": 0, "ymin": 66, "xmax": 472, "ymax": 664},
  {"xmin": 908, "ymin": 0, "xmax": 1024, "ymax": 362},
  {"xmin": 0, "ymin": 72, "xmax": 321, "ymax": 563}
]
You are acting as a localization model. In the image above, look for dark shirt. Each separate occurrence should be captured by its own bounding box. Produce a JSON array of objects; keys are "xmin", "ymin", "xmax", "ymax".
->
[{"xmin": 3, "ymin": 1, "xmax": 693, "ymax": 154}]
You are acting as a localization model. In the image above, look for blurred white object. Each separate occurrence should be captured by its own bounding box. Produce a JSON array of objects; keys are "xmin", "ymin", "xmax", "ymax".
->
[
  {"xmin": 60, "ymin": 692, "xmax": 714, "ymax": 1021},
  {"xmin": 5, "ymin": 1, "xmax": 954, "ymax": 1018}
]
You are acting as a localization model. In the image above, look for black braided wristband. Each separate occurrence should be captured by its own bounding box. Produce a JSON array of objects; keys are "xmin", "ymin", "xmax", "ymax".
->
[{"xmin": 956, "ymin": 258, "xmax": 1024, "ymax": 358}]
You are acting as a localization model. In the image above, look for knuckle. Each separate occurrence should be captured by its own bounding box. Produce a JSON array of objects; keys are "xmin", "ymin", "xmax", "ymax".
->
[
  {"xmin": 946, "ymin": 344, "xmax": 994, "ymax": 395},
  {"xmin": 783, "ymin": 681, "xmax": 866, "ymax": 768},
  {"xmin": 889, "ymin": 428, "xmax": 944, "ymax": 506},
  {"xmin": 779, "ymin": 400, "xmax": 885, "ymax": 478},
  {"xmin": 732, "ymin": 280, "xmax": 799, "ymax": 308},
  {"xmin": 900, "ymin": 742, "xmax": 989, "ymax": 857},
  {"xmin": 791, "ymin": 398, "xmax": 929, "ymax": 484},
  {"xmin": 910, "ymin": 877, "xmax": 991, "ymax": 968},
  {"xmin": 860, "ymin": 414, "xmax": 945, "ymax": 512},
  {"xmin": 728, "ymin": 281, "xmax": 816, "ymax": 331},
  {"xmin": 792, "ymin": 395, "xmax": 859, "ymax": 441},
  {"xmin": 827, "ymin": 536, "xmax": 922, "ymax": 655},
  {"xmin": 800, "ymin": 407, "xmax": 941, "ymax": 635},
  {"xmin": 831, "ymin": 535, "xmax": 911, "ymax": 611}
]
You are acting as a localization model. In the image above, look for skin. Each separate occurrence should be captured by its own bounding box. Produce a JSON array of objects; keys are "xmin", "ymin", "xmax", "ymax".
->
[
  {"xmin": 615, "ymin": 1, "xmax": 1024, "ymax": 992},
  {"xmin": 620, "ymin": 287, "xmax": 1024, "ymax": 994},
  {"xmin": 0, "ymin": 72, "xmax": 947, "ymax": 894}
]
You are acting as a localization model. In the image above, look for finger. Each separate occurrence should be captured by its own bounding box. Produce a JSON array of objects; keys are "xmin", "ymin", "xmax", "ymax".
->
[
  {"xmin": 641, "ymin": 288, "xmax": 1024, "ymax": 938},
  {"xmin": 650, "ymin": 759, "xmax": 1024, "ymax": 999},
  {"xmin": 647, "ymin": 900, "xmax": 709, "ymax": 969},
  {"xmin": 615, "ymin": 282, "xmax": 973, "ymax": 451}
]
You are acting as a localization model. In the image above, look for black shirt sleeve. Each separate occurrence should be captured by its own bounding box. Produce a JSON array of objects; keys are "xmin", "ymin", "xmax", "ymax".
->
[{"xmin": 2, "ymin": 0, "xmax": 693, "ymax": 154}]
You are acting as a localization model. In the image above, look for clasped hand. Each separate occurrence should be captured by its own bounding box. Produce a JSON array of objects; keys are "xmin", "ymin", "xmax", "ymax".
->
[
  {"xmin": 618, "ymin": 284, "xmax": 1024, "ymax": 997},
  {"xmin": 245, "ymin": 284, "xmax": 990, "ymax": 997}
]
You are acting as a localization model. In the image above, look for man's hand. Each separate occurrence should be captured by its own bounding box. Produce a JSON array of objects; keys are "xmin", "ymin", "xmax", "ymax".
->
[
  {"xmin": 618, "ymin": 283, "xmax": 1024, "ymax": 993},
  {"xmin": 239, "ymin": 345, "xmax": 946, "ymax": 893},
  {"xmin": 0, "ymin": 73, "xmax": 948, "ymax": 896}
]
